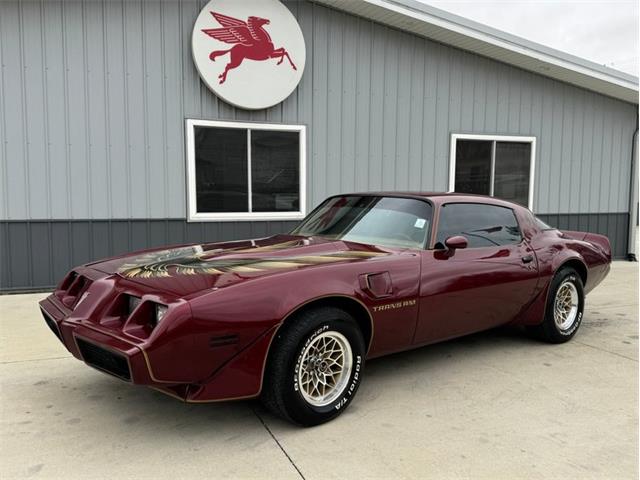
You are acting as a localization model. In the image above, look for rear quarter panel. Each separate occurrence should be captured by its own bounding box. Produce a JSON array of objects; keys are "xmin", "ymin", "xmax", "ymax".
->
[
  {"xmin": 512, "ymin": 208, "xmax": 609, "ymax": 326},
  {"xmin": 528, "ymin": 230, "xmax": 609, "ymax": 294}
]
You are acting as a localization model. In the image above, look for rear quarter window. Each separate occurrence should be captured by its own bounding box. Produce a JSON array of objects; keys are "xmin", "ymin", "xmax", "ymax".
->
[{"xmin": 436, "ymin": 203, "xmax": 522, "ymax": 248}]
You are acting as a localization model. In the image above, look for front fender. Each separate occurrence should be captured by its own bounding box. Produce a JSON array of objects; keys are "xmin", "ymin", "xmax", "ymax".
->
[
  {"xmin": 185, "ymin": 255, "xmax": 420, "ymax": 400},
  {"xmin": 184, "ymin": 324, "xmax": 281, "ymax": 402}
]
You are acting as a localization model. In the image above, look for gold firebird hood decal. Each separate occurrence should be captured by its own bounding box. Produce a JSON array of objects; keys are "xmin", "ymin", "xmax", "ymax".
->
[{"xmin": 117, "ymin": 241, "xmax": 388, "ymax": 279}]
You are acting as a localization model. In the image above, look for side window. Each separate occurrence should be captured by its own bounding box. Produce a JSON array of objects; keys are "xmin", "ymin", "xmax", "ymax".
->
[{"xmin": 436, "ymin": 203, "xmax": 522, "ymax": 248}]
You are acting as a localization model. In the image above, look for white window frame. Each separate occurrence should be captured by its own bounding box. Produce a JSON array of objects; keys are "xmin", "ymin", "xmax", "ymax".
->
[
  {"xmin": 448, "ymin": 133, "xmax": 536, "ymax": 209},
  {"xmin": 186, "ymin": 119, "xmax": 307, "ymax": 222}
]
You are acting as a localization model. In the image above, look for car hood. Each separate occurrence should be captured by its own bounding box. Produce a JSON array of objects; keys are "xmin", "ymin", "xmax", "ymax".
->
[{"xmin": 87, "ymin": 234, "xmax": 392, "ymax": 297}]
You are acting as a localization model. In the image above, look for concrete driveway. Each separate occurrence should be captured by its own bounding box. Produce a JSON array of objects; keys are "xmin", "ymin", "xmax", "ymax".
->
[{"xmin": 1, "ymin": 262, "xmax": 637, "ymax": 479}]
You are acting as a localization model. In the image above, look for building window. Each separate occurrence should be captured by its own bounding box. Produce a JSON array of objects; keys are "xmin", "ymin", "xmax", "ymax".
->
[
  {"xmin": 186, "ymin": 119, "xmax": 306, "ymax": 221},
  {"xmin": 449, "ymin": 134, "xmax": 536, "ymax": 208}
]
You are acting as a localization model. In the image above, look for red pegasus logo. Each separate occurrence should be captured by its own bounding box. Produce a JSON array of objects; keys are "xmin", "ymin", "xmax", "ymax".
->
[{"xmin": 202, "ymin": 12, "xmax": 297, "ymax": 84}]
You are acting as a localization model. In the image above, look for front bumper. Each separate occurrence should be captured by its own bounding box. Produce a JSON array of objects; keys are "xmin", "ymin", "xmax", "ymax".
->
[
  {"xmin": 39, "ymin": 295, "xmax": 154, "ymax": 385},
  {"xmin": 39, "ymin": 291, "xmax": 279, "ymax": 403}
]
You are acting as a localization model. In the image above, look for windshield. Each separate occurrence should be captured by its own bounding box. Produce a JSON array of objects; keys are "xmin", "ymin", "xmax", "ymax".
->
[{"xmin": 292, "ymin": 196, "xmax": 432, "ymax": 249}]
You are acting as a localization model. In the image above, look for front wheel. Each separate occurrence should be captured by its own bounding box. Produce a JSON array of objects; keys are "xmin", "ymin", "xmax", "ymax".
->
[
  {"xmin": 261, "ymin": 306, "xmax": 365, "ymax": 426},
  {"xmin": 530, "ymin": 267, "xmax": 585, "ymax": 343}
]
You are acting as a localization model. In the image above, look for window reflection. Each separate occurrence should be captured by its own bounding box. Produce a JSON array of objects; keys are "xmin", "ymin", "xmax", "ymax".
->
[{"xmin": 294, "ymin": 196, "xmax": 432, "ymax": 249}]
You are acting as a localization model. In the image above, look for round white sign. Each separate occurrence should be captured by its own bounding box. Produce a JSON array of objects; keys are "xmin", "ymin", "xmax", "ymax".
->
[{"xmin": 191, "ymin": 0, "xmax": 306, "ymax": 110}]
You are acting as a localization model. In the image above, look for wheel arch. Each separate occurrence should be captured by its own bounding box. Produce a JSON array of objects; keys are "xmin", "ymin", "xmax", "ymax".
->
[
  {"xmin": 517, "ymin": 254, "xmax": 588, "ymax": 328},
  {"xmin": 556, "ymin": 257, "xmax": 588, "ymax": 286},
  {"xmin": 274, "ymin": 295, "xmax": 373, "ymax": 354},
  {"xmin": 188, "ymin": 294, "xmax": 374, "ymax": 403}
]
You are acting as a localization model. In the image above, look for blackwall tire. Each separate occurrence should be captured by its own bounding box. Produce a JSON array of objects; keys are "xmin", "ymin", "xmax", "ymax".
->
[
  {"xmin": 261, "ymin": 306, "xmax": 365, "ymax": 426},
  {"xmin": 530, "ymin": 267, "xmax": 585, "ymax": 344}
]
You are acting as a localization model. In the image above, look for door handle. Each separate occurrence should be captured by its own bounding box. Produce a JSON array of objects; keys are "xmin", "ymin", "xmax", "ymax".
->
[{"xmin": 521, "ymin": 255, "xmax": 534, "ymax": 264}]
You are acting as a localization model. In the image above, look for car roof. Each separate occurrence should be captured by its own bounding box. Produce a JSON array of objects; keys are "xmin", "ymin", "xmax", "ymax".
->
[{"xmin": 344, "ymin": 191, "xmax": 528, "ymax": 210}]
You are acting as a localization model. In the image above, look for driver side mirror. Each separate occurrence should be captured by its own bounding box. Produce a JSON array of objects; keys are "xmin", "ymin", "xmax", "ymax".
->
[{"xmin": 444, "ymin": 235, "xmax": 468, "ymax": 250}]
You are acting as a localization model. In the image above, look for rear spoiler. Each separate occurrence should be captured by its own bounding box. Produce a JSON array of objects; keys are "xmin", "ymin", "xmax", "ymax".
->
[{"xmin": 561, "ymin": 230, "xmax": 612, "ymax": 261}]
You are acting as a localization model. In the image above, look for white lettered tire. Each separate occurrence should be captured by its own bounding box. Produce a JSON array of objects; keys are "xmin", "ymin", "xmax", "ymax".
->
[
  {"xmin": 530, "ymin": 267, "xmax": 585, "ymax": 343},
  {"xmin": 261, "ymin": 306, "xmax": 365, "ymax": 426}
]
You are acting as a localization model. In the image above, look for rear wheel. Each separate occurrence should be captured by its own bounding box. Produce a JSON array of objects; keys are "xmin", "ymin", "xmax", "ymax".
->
[
  {"xmin": 261, "ymin": 306, "xmax": 365, "ymax": 426},
  {"xmin": 530, "ymin": 267, "xmax": 584, "ymax": 343}
]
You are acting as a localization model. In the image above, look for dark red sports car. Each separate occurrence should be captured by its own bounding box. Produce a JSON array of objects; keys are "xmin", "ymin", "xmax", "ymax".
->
[{"xmin": 40, "ymin": 193, "xmax": 611, "ymax": 426}]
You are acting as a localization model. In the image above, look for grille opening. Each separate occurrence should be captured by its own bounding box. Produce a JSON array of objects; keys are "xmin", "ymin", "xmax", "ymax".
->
[
  {"xmin": 76, "ymin": 338, "xmax": 131, "ymax": 381},
  {"xmin": 41, "ymin": 309, "xmax": 63, "ymax": 343}
]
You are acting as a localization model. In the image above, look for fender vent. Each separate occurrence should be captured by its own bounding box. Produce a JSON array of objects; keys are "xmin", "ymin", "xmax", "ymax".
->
[
  {"xmin": 360, "ymin": 272, "xmax": 393, "ymax": 298},
  {"xmin": 209, "ymin": 334, "xmax": 239, "ymax": 348}
]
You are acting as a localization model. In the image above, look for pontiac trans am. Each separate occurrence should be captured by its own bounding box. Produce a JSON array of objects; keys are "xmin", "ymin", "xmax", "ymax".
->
[{"xmin": 39, "ymin": 193, "xmax": 611, "ymax": 426}]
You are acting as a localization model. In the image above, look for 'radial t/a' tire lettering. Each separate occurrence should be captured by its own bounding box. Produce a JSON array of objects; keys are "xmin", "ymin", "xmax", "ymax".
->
[{"xmin": 261, "ymin": 306, "xmax": 365, "ymax": 426}]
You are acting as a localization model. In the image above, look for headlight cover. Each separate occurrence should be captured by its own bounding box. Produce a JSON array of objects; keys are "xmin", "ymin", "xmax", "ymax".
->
[
  {"xmin": 155, "ymin": 304, "xmax": 168, "ymax": 326},
  {"xmin": 128, "ymin": 296, "xmax": 142, "ymax": 314}
]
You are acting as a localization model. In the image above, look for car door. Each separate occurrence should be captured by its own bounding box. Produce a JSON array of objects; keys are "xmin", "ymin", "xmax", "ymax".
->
[{"xmin": 413, "ymin": 202, "xmax": 539, "ymax": 345}]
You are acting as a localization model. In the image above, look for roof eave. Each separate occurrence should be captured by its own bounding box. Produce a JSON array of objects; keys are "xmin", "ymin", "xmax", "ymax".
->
[{"xmin": 313, "ymin": 0, "xmax": 639, "ymax": 104}]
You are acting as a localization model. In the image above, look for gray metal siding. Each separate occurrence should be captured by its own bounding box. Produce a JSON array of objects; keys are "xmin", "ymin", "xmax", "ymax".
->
[
  {"xmin": 0, "ymin": 219, "xmax": 299, "ymax": 291},
  {"xmin": 0, "ymin": 0, "xmax": 637, "ymax": 222},
  {"xmin": 0, "ymin": 213, "xmax": 628, "ymax": 292},
  {"xmin": 537, "ymin": 213, "xmax": 629, "ymax": 259},
  {"xmin": 0, "ymin": 0, "xmax": 637, "ymax": 290}
]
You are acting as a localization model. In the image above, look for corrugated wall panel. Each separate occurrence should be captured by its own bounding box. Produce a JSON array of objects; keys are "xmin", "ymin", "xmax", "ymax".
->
[
  {"xmin": 326, "ymin": 11, "xmax": 343, "ymax": 195},
  {"xmin": 408, "ymin": 36, "xmax": 425, "ymax": 191},
  {"xmin": 1, "ymin": 0, "xmax": 637, "ymax": 290},
  {"xmin": 103, "ymin": 0, "xmax": 127, "ymax": 218},
  {"xmin": 64, "ymin": 1, "xmax": 91, "ymax": 219},
  {"xmin": 1, "ymin": 1, "xmax": 27, "ymax": 220},
  {"xmin": 354, "ymin": 20, "xmax": 372, "ymax": 192},
  {"xmin": 420, "ymin": 41, "xmax": 437, "ymax": 189},
  {"xmin": 21, "ymin": 2, "xmax": 47, "ymax": 220},
  {"xmin": 85, "ymin": 1, "xmax": 108, "ymax": 219},
  {"xmin": 0, "ymin": 8, "xmax": 7, "ymax": 221},
  {"xmin": 1, "ymin": 213, "xmax": 629, "ymax": 291},
  {"xmin": 1, "ymin": 0, "xmax": 636, "ymax": 221},
  {"xmin": 0, "ymin": 219, "xmax": 303, "ymax": 291}
]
